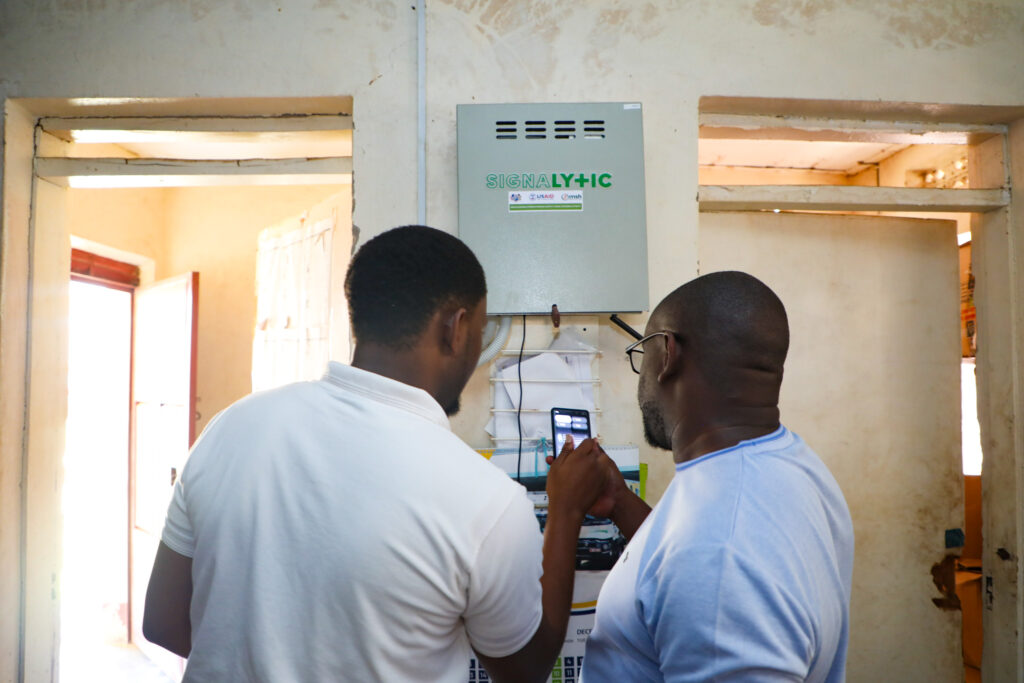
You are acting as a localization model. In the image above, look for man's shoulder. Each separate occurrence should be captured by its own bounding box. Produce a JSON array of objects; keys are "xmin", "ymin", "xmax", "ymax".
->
[
  {"xmin": 425, "ymin": 431, "xmax": 523, "ymax": 491},
  {"xmin": 219, "ymin": 379, "xmax": 323, "ymax": 417}
]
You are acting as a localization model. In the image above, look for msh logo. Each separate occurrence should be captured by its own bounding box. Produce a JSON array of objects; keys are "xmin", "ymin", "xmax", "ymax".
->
[{"xmin": 561, "ymin": 192, "xmax": 583, "ymax": 201}]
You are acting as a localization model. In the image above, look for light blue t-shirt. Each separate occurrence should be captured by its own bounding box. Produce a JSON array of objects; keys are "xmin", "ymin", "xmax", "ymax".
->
[{"xmin": 582, "ymin": 426, "xmax": 854, "ymax": 682}]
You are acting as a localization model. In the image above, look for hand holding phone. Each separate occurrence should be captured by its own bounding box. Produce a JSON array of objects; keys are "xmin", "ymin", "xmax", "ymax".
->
[{"xmin": 550, "ymin": 407, "xmax": 591, "ymax": 458}]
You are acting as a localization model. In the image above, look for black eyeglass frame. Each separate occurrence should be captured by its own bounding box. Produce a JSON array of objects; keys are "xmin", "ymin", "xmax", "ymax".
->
[{"xmin": 625, "ymin": 331, "xmax": 679, "ymax": 374}]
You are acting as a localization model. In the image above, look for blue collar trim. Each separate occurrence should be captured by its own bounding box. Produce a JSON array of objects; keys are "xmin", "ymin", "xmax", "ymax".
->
[{"xmin": 675, "ymin": 425, "xmax": 789, "ymax": 471}]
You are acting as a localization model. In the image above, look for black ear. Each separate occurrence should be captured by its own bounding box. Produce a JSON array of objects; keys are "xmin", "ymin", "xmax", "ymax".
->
[
  {"xmin": 441, "ymin": 306, "xmax": 467, "ymax": 354},
  {"xmin": 657, "ymin": 332, "xmax": 684, "ymax": 382}
]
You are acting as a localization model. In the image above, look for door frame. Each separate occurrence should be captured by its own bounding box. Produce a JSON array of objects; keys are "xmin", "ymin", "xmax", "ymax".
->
[
  {"xmin": 0, "ymin": 97, "xmax": 353, "ymax": 681},
  {"xmin": 695, "ymin": 112, "xmax": 1024, "ymax": 682}
]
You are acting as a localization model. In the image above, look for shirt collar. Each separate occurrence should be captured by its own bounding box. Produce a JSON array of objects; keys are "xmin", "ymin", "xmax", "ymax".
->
[
  {"xmin": 675, "ymin": 425, "xmax": 790, "ymax": 471},
  {"xmin": 321, "ymin": 361, "xmax": 451, "ymax": 430}
]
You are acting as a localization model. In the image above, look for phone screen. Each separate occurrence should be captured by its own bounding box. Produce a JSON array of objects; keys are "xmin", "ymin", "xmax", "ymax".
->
[{"xmin": 551, "ymin": 408, "xmax": 592, "ymax": 456}]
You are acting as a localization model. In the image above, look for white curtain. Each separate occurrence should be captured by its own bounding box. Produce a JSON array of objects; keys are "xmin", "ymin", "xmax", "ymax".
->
[{"xmin": 252, "ymin": 214, "xmax": 334, "ymax": 392}]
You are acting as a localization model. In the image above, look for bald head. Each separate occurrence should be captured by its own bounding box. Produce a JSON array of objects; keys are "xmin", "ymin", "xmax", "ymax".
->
[{"xmin": 652, "ymin": 271, "xmax": 789, "ymax": 394}]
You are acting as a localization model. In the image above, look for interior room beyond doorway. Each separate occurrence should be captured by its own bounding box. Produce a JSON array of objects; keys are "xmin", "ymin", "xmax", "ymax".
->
[
  {"xmin": 45, "ymin": 109, "xmax": 354, "ymax": 682},
  {"xmin": 698, "ymin": 110, "xmax": 1001, "ymax": 683},
  {"xmin": 62, "ymin": 277, "xmax": 171, "ymax": 682}
]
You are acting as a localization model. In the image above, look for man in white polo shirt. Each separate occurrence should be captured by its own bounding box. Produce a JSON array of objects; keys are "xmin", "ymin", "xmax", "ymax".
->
[{"xmin": 143, "ymin": 225, "xmax": 608, "ymax": 682}]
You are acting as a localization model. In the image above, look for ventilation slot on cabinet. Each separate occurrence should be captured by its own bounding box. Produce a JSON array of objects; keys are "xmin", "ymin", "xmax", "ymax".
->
[
  {"xmin": 554, "ymin": 120, "xmax": 577, "ymax": 139},
  {"xmin": 584, "ymin": 119, "xmax": 606, "ymax": 139},
  {"xmin": 495, "ymin": 120, "xmax": 517, "ymax": 140},
  {"xmin": 524, "ymin": 120, "xmax": 547, "ymax": 139}
]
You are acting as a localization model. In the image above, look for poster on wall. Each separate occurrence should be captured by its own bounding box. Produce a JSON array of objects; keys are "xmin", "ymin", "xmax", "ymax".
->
[{"xmin": 469, "ymin": 452, "xmax": 644, "ymax": 683}]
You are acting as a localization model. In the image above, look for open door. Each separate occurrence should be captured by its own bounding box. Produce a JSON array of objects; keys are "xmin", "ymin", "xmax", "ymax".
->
[
  {"xmin": 128, "ymin": 272, "xmax": 198, "ymax": 679},
  {"xmin": 700, "ymin": 211, "xmax": 962, "ymax": 682}
]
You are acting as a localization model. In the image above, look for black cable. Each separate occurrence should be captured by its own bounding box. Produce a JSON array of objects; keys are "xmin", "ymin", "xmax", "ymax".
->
[
  {"xmin": 610, "ymin": 313, "xmax": 643, "ymax": 340},
  {"xmin": 516, "ymin": 314, "xmax": 526, "ymax": 482}
]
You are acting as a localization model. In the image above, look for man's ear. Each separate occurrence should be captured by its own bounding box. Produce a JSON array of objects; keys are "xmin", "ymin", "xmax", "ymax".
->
[
  {"xmin": 440, "ymin": 306, "xmax": 469, "ymax": 355},
  {"xmin": 657, "ymin": 332, "xmax": 684, "ymax": 383}
]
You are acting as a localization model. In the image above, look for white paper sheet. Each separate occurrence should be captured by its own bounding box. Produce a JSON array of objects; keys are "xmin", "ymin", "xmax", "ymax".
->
[
  {"xmin": 485, "ymin": 328, "xmax": 599, "ymax": 446},
  {"xmin": 486, "ymin": 352, "xmax": 593, "ymax": 443}
]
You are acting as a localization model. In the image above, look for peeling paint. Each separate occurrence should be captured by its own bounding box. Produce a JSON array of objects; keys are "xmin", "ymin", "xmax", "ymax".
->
[
  {"xmin": 753, "ymin": 0, "xmax": 838, "ymax": 31},
  {"xmin": 437, "ymin": 0, "xmax": 562, "ymax": 47},
  {"xmin": 583, "ymin": 1, "xmax": 674, "ymax": 75},
  {"xmin": 313, "ymin": 0, "xmax": 350, "ymax": 22},
  {"xmin": 371, "ymin": 0, "xmax": 398, "ymax": 31},
  {"xmin": 750, "ymin": 0, "xmax": 1016, "ymax": 48},
  {"xmin": 883, "ymin": 1, "xmax": 1015, "ymax": 49},
  {"xmin": 596, "ymin": 2, "xmax": 666, "ymax": 41}
]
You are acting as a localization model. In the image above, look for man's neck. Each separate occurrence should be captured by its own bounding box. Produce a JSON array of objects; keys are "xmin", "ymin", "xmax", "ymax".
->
[
  {"xmin": 351, "ymin": 344, "xmax": 435, "ymax": 395},
  {"xmin": 670, "ymin": 419, "xmax": 780, "ymax": 465}
]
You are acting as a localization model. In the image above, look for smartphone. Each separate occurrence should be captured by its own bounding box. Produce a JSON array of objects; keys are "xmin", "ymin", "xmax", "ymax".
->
[{"xmin": 550, "ymin": 407, "xmax": 592, "ymax": 457}]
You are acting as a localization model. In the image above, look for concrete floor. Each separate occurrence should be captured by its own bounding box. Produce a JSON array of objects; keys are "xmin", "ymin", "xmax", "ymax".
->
[{"xmin": 60, "ymin": 641, "xmax": 175, "ymax": 683}]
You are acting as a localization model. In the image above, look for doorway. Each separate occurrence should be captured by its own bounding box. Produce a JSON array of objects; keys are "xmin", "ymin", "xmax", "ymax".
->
[
  {"xmin": 33, "ymin": 108, "xmax": 354, "ymax": 681},
  {"xmin": 62, "ymin": 275, "xmax": 174, "ymax": 682},
  {"xmin": 696, "ymin": 107, "xmax": 1010, "ymax": 682},
  {"xmin": 56, "ymin": 183, "xmax": 351, "ymax": 681}
]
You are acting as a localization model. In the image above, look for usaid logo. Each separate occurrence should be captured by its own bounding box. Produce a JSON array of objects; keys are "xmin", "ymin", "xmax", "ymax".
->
[{"xmin": 529, "ymin": 192, "xmax": 555, "ymax": 201}]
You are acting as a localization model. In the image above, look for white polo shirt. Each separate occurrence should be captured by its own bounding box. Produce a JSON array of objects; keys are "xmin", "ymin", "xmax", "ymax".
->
[{"xmin": 161, "ymin": 361, "xmax": 543, "ymax": 682}]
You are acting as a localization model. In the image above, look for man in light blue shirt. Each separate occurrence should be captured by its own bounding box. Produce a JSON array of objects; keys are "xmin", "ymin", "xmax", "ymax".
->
[{"xmin": 574, "ymin": 271, "xmax": 853, "ymax": 682}]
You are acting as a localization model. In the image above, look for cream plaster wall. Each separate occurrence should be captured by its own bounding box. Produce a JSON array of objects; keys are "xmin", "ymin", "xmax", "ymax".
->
[
  {"xmin": 702, "ymin": 210, "xmax": 964, "ymax": 682},
  {"xmin": 67, "ymin": 188, "xmax": 168, "ymax": 271},
  {"xmin": 161, "ymin": 185, "xmax": 347, "ymax": 435},
  {"xmin": 2, "ymin": 0, "xmax": 1024, "ymax": 680},
  {"xmin": 65, "ymin": 184, "xmax": 348, "ymax": 437}
]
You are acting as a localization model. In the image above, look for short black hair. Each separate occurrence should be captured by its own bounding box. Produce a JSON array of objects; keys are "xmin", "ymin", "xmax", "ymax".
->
[
  {"xmin": 659, "ymin": 271, "xmax": 789, "ymax": 385},
  {"xmin": 345, "ymin": 225, "xmax": 486, "ymax": 348}
]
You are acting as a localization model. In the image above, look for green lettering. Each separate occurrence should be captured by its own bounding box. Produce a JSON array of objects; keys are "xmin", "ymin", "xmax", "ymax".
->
[{"xmin": 489, "ymin": 170, "xmax": 612, "ymax": 188}]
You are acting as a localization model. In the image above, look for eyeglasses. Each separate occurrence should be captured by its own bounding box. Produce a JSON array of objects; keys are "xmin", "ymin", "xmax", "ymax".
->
[{"xmin": 625, "ymin": 331, "xmax": 677, "ymax": 374}]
